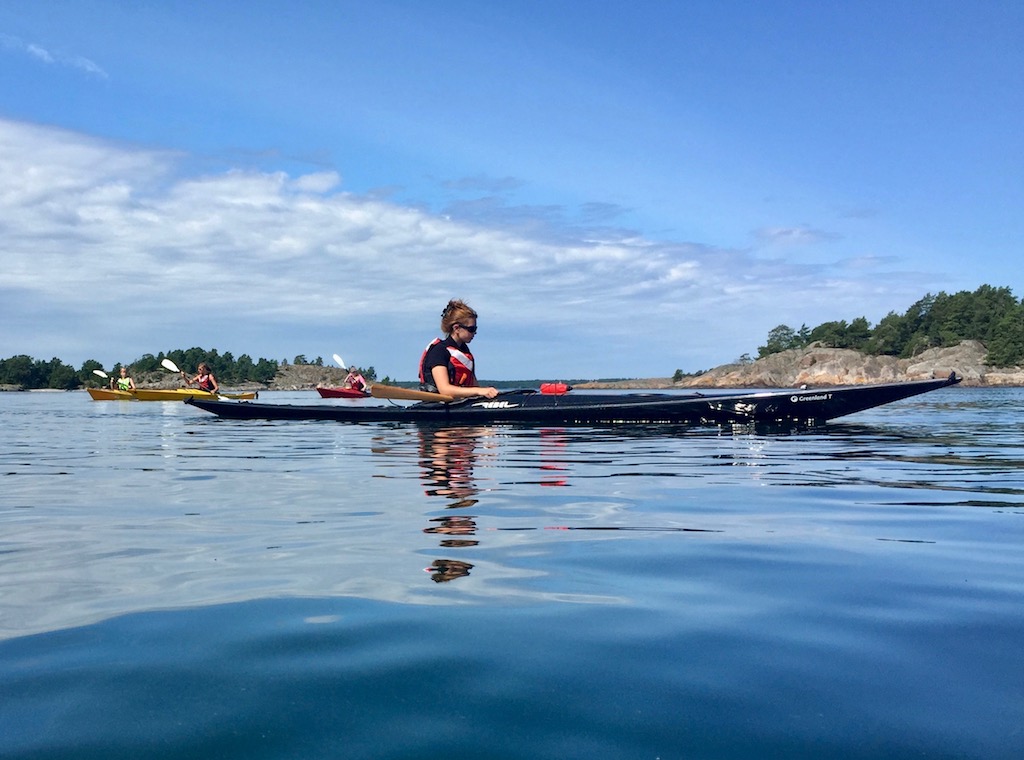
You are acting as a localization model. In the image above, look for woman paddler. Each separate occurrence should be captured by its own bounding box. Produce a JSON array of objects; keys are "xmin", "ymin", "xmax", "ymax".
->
[
  {"xmin": 344, "ymin": 367, "xmax": 367, "ymax": 392},
  {"xmin": 181, "ymin": 362, "xmax": 219, "ymax": 394},
  {"xmin": 419, "ymin": 299, "xmax": 499, "ymax": 399}
]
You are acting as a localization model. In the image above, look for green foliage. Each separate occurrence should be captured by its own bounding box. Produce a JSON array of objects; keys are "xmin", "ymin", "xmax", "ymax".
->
[
  {"xmin": 160, "ymin": 347, "xmax": 279, "ymax": 384},
  {"xmin": 985, "ymin": 303, "xmax": 1024, "ymax": 367},
  {"xmin": 1, "ymin": 347, "xmax": 281, "ymax": 389},
  {"xmin": 758, "ymin": 324, "xmax": 811, "ymax": 357},
  {"xmin": 0, "ymin": 355, "xmax": 82, "ymax": 389},
  {"xmin": 756, "ymin": 285, "xmax": 1024, "ymax": 365},
  {"xmin": 47, "ymin": 362, "xmax": 79, "ymax": 390},
  {"xmin": 807, "ymin": 317, "xmax": 871, "ymax": 351}
]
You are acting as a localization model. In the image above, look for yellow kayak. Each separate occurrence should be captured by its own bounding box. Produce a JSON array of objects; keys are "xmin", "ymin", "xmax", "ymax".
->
[
  {"xmin": 132, "ymin": 388, "xmax": 258, "ymax": 401},
  {"xmin": 88, "ymin": 388, "xmax": 258, "ymax": 401},
  {"xmin": 87, "ymin": 387, "xmax": 136, "ymax": 401}
]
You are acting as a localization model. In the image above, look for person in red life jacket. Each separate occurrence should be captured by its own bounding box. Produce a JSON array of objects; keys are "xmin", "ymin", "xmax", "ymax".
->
[
  {"xmin": 419, "ymin": 299, "xmax": 499, "ymax": 399},
  {"xmin": 182, "ymin": 362, "xmax": 219, "ymax": 394}
]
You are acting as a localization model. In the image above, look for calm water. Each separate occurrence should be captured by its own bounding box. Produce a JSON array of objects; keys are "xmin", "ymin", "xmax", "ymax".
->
[{"xmin": 1, "ymin": 387, "xmax": 1022, "ymax": 759}]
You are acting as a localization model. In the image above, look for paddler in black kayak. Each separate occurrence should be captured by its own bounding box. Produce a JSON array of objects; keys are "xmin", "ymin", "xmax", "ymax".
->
[
  {"xmin": 181, "ymin": 362, "xmax": 219, "ymax": 394},
  {"xmin": 419, "ymin": 299, "xmax": 499, "ymax": 399}
]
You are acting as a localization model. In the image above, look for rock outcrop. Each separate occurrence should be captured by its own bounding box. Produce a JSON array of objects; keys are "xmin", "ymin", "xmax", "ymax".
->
[
  {"xmin": 679, "ymin": 341, "xmax": 985, "ymax": 388},
  {"xmin": 580, "ymin": 340, "xmax": 1024, "ymax": 389}
]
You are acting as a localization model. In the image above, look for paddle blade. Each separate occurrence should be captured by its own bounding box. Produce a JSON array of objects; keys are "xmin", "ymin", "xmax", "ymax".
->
[
  {"xmin": 369, "ymin": 383, "xmax": 454, "ymax": 404},
  {"xmin": 92, "ymin": 369, "xmax": 109, "ymax": 378},
  {"xmin": 161, "ymin": 358, "xmax": 181, "ymax": 373},
  {"xmin": 333, "ymin": 353, "xmax": 347, "ymax": 369}
]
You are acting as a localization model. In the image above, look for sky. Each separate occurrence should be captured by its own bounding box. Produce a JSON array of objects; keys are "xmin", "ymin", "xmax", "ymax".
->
[{"xmin": 1, "ymin": 1, "xmax": 1021, "ymax": 381}]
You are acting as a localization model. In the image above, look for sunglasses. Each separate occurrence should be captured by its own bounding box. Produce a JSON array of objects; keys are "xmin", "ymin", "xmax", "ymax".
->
[{"xmin": 456, "ymin": 323, "xmax": 478, "ymax": 334}]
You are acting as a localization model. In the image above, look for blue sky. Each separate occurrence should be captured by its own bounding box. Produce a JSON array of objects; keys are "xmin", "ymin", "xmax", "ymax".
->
[{"xmin": 1, "ymin": 1, "xmax": 1021, "ymax": 380}]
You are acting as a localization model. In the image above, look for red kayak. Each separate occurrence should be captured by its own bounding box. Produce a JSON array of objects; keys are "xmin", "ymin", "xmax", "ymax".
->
[{"xmin": 316, "ymin": 387, "xmax": 370, "ymax": 399}]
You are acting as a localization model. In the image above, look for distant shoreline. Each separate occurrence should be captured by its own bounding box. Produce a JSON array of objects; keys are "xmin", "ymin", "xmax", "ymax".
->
[{"xmin": 6, "ymin": 341, "xmax": 1024, "ymax": 392}]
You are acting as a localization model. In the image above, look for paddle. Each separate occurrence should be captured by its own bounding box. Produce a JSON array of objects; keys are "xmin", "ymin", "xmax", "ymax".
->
[
  {"xmin": 92, "ymin": 368, "xmax": 117, "ymax": 391},
  {"xmin": 338, "ymin": 352, "xmax": 462, "ymax": 403},
  {"xmin": 369, "ymin": 383, "xmax": 454, "ymax": 403},
  {"xmin": 161, "ymin": 358, "xmax": 184, "ymax": 375}
]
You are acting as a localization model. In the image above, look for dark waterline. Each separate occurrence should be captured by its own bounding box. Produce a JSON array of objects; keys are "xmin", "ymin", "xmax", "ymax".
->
[{"xmin": 1, "ymin": 389, "xmax": 1023, "ymax": 758}]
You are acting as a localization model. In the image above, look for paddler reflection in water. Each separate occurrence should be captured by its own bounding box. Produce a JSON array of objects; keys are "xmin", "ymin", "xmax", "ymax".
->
[
  {"xmin": 419, "ymin": 299, "xmax": 499, "ymax": 399},
  {"xmin": 425, "ymin": 559, "xmax": 474, "ymax": 583},
  {"xmin": 419, "ymin": 426, "xmax": 486, "ymax": 507},
  {"xmin": 419, "ymin": 426, "xmax": 492, "ymax": 582},
  {"xmin": 181, "ymin": 362, "xmax": 219, "ymax": 394}
]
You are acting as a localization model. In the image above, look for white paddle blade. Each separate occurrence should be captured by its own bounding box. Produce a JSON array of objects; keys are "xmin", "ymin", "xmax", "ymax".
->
[
  {"xmin": 92, "ymin": 369, "xmax": 108, "ymax": 378},
  {"xmin": 333, "ymin": 353, "xmax": 347, "ymax": 369},
  {"xmin": 161, "ymin": 358, "xmax": 181, "ymax": 373}
]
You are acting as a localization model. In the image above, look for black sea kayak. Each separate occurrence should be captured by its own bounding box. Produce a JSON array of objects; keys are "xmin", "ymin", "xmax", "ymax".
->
[{"xmin": 184, "ymin": 374, "xmax": 960, "ymax": 426}]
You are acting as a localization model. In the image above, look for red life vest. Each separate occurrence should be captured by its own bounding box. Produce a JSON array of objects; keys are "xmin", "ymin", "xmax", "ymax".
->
[{"xmin": 419, "ymin": 338, "xmax": 476, "ymax": 389}]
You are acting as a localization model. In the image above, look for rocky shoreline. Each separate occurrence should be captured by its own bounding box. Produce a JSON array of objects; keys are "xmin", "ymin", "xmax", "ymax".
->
[{"xmin": 576, "ymin": 341, "xmax": 1024, "ymax": 389}]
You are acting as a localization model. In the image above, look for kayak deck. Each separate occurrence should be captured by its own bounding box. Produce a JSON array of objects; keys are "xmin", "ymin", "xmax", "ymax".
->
[
  {"xmin": 185, "ymin": 375, "xmax": 960, "ymax": 426},
  {"xmin": 315, "ymin": 387, "xmax": 370, "ymax": 399}
]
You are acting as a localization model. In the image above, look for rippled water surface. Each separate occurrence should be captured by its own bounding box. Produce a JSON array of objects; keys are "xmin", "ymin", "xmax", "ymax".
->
[{"xmin": 2, "ymin": 388, "xmax": 1023, "ymax": 758}]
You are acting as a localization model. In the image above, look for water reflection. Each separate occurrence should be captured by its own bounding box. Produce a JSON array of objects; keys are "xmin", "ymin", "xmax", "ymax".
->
[
  {"xmin": 425, "ymin": 558, "xmax": 475, "ymax": 583},
  {"xmin": 415, "ymin": 425, "xmax": 582, "ymax": 581},
  {"xmin": 424, "ymin": 515, "xmax": 479, "ymax": 547},
  {"xmin": 538, "ymin": 428, "xmax": 570, "ymax": 487},
  {"xmin": 411, "ymin": 424, "xmax": 775, "ymax": 582},
  {"xmin": 417, "ymin": 425, "xmax": 489, "ymax": 507},
  {"xmin": 417, "ymin": 426, "xmax": 493, "ymax": 581}
]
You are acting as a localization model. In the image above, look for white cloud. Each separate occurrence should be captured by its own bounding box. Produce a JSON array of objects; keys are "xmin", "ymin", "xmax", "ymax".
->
[
  {"xmin": 26, "ymin": 43, "xmax": 54, "ymax": 64},
  {"xmin": 1, "ymin": 34, "xmax": 107, "ymax": 78},
  {"xmin": 755, "ymin": 225, "xmax": 839, "ymax": 246},
  {"xmin": 0, "ymin": 119, "xmax": 935, "ymax": 376}
]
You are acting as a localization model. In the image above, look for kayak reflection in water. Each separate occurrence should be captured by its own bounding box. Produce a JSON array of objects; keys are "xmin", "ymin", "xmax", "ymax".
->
[{"xmin": 418, "ymin": 298, "xmax": 499, "ymax": 399}]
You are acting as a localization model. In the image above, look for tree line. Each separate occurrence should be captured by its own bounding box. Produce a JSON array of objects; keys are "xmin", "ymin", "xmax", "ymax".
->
[
  {"xmin": 757, "ymin": 285, "xmax": 1024, "ymax": 366},
  {"xmin": 0, "ymin": 348, "xmax": 280, "ymax": 390}
]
